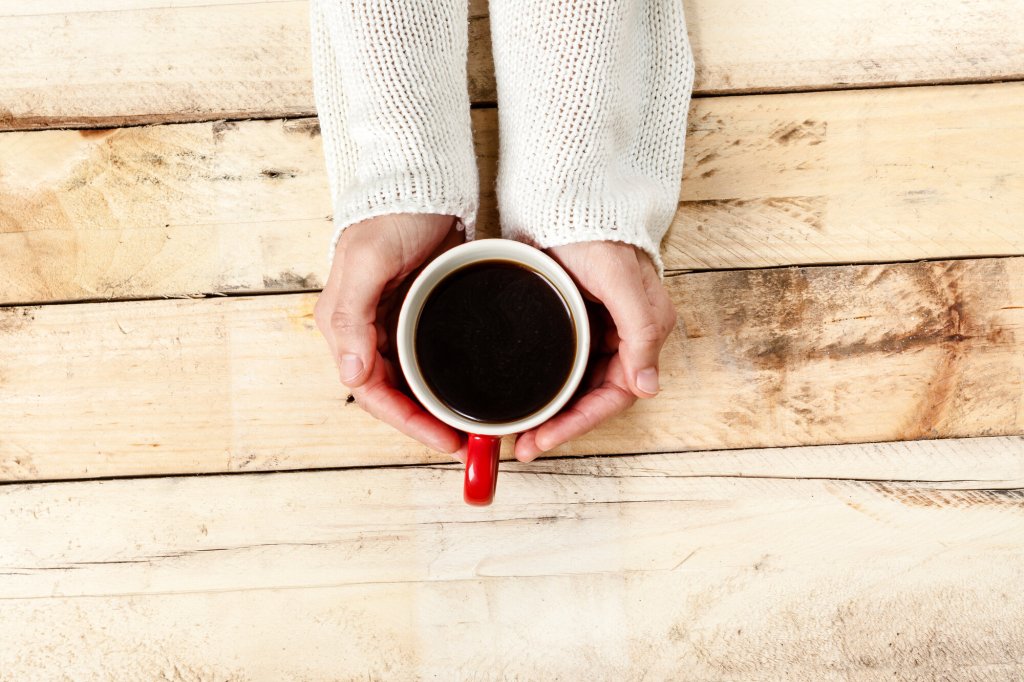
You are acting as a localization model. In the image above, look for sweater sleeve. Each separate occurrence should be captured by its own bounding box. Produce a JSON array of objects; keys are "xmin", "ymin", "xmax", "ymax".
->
[
  {"xmin": 310, "ymin": 0, "xmax": 479, "ymax": 262},
  {"xmin": 488, "ymin": 0, "xmax": 695, "ymax": 273}
]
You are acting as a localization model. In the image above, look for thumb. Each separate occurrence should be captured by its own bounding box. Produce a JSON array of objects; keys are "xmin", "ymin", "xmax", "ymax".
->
[
  {"xmin": 597, "ymin": 269, "xmax": 675, "ymax": 399},
  {"xmin": 329, "ymin": 249, "xmax": 389, "ymax": 388}
]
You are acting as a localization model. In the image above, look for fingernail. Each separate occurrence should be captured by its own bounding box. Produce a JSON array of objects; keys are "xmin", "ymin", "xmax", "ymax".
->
[
  {"xmin": 339, "ymin": 353, "xmax": 363, "ymax": 383},
  {"xmin": 532, "ymin": 436, "xmax": 560, "ymax": 457},
  {"xmin": 519, "ymin": 448, "xmax": 541, "ymax": 463},
  {"xmin": 637, "ymin": 367, "xmax": 660, "ymax": 395},
  {"xmin": 430, "ymin": 435, "xmax": 457, "ymax": 455}
]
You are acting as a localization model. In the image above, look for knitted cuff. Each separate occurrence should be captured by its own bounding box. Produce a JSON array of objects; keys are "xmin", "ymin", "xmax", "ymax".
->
[
  {"xmin": 489, "ymin": 0, "xmax": 695, "ymax": 277},
  {"xmin": 327, "ymin": 197, "xmax": 478, "ymax": 263},
  {"xmin": 311, "ymin": 0, "xmax": 479, "ymax": 266},
  {"xmin": 498, "ymin": 188, "xmax": 672, "ymax": 275}
]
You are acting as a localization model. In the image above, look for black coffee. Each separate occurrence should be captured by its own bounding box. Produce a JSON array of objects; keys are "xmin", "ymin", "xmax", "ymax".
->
[{"xmin": 415, "ymin": 260, "xmax": 576, "ymax": 423}]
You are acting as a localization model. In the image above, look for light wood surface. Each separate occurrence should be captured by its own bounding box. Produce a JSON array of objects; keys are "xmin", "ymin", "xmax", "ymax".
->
[
  {"xmin": 2, "ymin": 438, "xmax": 1022, "ymax": 679},
  {"xmin": 0, "ymin": 117, "xmax": 335, "ymax": 304},
  {"xmin": 671, "ymin": 81, "xmax": 1024, "ymax": 269},
  {"xmin": 4, "ymin": 82, "xmax": 1023, "ymax": 305},
  {"xmin": 686, "ymin": 0, "xmax": 1024, "ymax": 95},
  {"xmin": 3, "ymin": 0, "xmax": 1023, "ymax": 130},
  {"xmin": 3, "ymin": 256, "xmax": 1022, "ymax": 481},
  {"xmin": 5, "ymin": 3, "xmax": 1022, "ymax": 675}
]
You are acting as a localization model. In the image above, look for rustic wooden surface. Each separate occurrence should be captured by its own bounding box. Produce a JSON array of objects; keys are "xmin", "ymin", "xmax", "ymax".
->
[
  {"xmin": 3, "ymin": 0, "xmax": 1023, "ymax": 130},
  {"xmin": 2, "ymin": 439, "xmax": 1022, "ymax": 680},
  {"xmin": 4, "ymin": 81, "xmax": 1023, "ymax": 305},
  {"xmin": 3, "ymin": 257, "xmax": 1022, "ymax": 481},
  {"xmin": 3, "ymin": 2, "xmax": 1024, "ymax": 677}
]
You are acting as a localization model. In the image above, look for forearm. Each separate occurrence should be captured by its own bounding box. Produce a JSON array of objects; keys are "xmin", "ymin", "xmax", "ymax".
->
[
  {"xmin": 489, "ymin": 0, "xmax": 695, "ymax": 273},
  {"xmin": 310, "ymin": 0, "xmax": 479, "ymax": 261}
]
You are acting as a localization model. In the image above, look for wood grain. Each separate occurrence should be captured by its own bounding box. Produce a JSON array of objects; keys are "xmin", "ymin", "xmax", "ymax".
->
[
  {"xmin": 1, "ymin": 438, "xmax": 1023, "ymax": 679},
  {"xmin": 0, "ymin": 118, "xmax": 336, "ymax": 304},
  {"xmin": 671, "ymin": 81, "xmax": 1024, "ymax": 270},
  {"xmin": 2, "ymin": 256, "xmax": 1022, "ymax": 481},
  {"xmin": 2, "ymin": 0, "xmax": 1022, "ymax": 130},
  {"xmin": 4, "ymin": 82, "xmax": 1023, "ymax": 305},
  {"xmin": 685, "ymin": 0, "xmax": 1024, "ymax": 95}
]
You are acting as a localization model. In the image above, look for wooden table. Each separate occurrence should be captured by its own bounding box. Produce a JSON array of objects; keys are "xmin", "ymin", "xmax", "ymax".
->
[{"xmin": 2, "ymin": 1, "xmax": 1023, "ymax": 679}]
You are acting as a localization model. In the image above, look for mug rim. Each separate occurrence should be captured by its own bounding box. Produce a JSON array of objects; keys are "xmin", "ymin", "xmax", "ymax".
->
[{"xmin": 396, "ymin": 239, "xmax": 590, "ymax": 437}]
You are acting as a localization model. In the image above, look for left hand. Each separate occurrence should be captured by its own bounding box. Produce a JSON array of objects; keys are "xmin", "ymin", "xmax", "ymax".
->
[{"xmin": 514, "ymin": 241, "xmax": 678, "ymax": 461}]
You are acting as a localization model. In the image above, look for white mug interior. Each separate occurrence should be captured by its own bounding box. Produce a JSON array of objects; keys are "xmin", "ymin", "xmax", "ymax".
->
[{"xmin": 397, "ymin": 239, "xmax": 590, "ymax": 437}]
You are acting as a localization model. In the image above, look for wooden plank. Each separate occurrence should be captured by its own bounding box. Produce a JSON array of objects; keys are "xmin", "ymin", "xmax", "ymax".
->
[
  {"xmin": 1, "ymin": 0, "xmax": 316, "ymax": 130},
  {"xmin": 1, "ymin": 439, "xmax": 1023, "ymax": 678},
  {"xmin": 2, "ymin": 0, "xmax": 1022, "ymax": 131},
  {"xmin": 2, "ymin": 256, "xmax": 1022, "ymax": 481},
  {"xmin": 0, "ymin": 0, "xmax": 492, "ymax": 132},
  {"xmin": 4, "ymin": 82, "xmax": 1023, "ymax": 305},
  {"xmin": 0, "ymin": 118, "xmax": 339, "ymax": 304},
  {"xmin": 670, "ymin": 81, "xmax": 1024, "ymax": 270},
  {"xmin": 686, "ymin": 0, "xmax": 1024, "ymax": 95}
]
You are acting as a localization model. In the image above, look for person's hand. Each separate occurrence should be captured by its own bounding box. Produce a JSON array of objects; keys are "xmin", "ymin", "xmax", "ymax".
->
[
  {"xmin": 514, "ymin": 241, "xmax": 677, "ymax": 461},
  {"xmin": 314, "ymin": 213, "xmax": 465, "ymax": 456}
]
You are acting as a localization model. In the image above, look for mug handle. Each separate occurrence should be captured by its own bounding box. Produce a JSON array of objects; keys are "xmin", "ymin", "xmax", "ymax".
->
[{"xmin": 464, "ymin": 434, "xmax": 501, "ymax": 506}]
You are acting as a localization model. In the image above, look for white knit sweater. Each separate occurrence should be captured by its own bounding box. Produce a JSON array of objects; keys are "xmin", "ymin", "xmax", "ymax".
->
[{"xmin": 310, "ymin": 0, "xmax": 695, "ymax": 273}]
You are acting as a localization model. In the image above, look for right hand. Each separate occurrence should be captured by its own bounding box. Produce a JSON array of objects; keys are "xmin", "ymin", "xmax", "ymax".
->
[{"xmin": 314, "ymin": 213, "xmax": 465, "ymax": 456}]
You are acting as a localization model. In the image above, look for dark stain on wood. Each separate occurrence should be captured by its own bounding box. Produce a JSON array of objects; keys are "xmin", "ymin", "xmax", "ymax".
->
[
  {"xmin": 0, "ymin": 307, "xmax": 38, "ymax": 334},
  {"xmin": 696, "ymin": 151, "xmax": 719, "ymax": 167},
  {"xmin": 211, "ymin": 120, "xmax": 238, "ymax": 139},
  {"xmin": 0, "ymin": 110, "xmax": 319, "ymax": 133},
  {"xmin": 712, "ymin": 268, "xmax": 814, "ymax": 407},
  {"xmin": 771, "ymin": 119, "xmax": 827, "ymax": 146},
  {"xmin": 283, "ymin": 118, "xmax": 321, "ymax": 138},
  {"xmin": 262, "ymin": 271, "xmax": 321, "ymax": 289},
  {"xmin": 873, "ymin": 483, "xmax": 1024, "ymax": 509},
  {"xmin": 63, "ymin": 175, "xmax": 89, "ymax": 191},
  {"xmin": 715, "ymin": 266, "xmax": 812, "ymax": 336},
  {"xmin": 746, "ymin": 269, "xmax": 914, "ymax": 374},
  {"xmin": 900, "ymin": 264, "xmax": 973, "ymax": 439},
  {"xmin": 260, "ymin": 168, "xmax": 298, "ymax": 180},
  {"xmin": 682, "ymin": 197, "xmax": 744, "ymax": 210},
  {"xmin": 681, "ymin": 196, "xmax": 826, "ymax": 232},
  {"xmin": 78, "ymin": 128, "xmax": 115, "ymax": 138},
  {"xmin": 697, "ymin": 258, "xmax": 1018, "ymax": 436}
]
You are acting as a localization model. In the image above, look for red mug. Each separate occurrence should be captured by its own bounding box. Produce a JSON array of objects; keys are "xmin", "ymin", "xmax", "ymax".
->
[{"xmin": 396, "ymin": 239, "xmax": 590, "ymax": 505}]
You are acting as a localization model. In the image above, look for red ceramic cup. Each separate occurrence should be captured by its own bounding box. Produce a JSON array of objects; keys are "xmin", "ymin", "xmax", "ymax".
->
[{"xmin": 396, "ymin": 240, "xmax": 590, "ymax": 506}]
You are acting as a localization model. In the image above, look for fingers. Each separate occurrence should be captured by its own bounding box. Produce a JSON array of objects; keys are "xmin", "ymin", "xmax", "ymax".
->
[
  {"xmin": 514, "ymin": 386, "xmax": 635, "ymax": 462},
  {"xmin": 329, "ymin": 244, "xmax": 390, "ymax": 387},
  {"xmin": 352, "ymin": 353, "xmax": 463, "ymax": 455},
  {"xmin": 514, "ymin": 360, "xmax": 637, "ymax": 462},
  {"xmin": 314, "ymin": 228, "xmax": 395, "ymax": 389},
  {"xmin": 592, "ymin": 250, "xmax": 677, "ymax": 399},
  {"xmin": 312, "ymin": 214, "xmax": 472, "ymax": 458}
]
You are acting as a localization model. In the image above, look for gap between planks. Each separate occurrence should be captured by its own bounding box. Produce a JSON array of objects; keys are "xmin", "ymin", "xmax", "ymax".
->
[
  {"xmin": 5, "ymin": 80, "xmax": 1023, "ymax": 305},
  {"xmin": 3, "ymin": 252, "xmax": 1024, "ymax": 310},
  {"xmin": 7, "ymin": 76, "xmax": 1024, "ymax": 136},
  {"xmin": 4, "ymin": 0, "xmax": 1024, "ymax": 132},
  {"xmin": 0, "ymin": 437, "xmax": 1013, "ymax": 489}
]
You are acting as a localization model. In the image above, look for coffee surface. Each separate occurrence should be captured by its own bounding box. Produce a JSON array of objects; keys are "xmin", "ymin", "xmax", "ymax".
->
[{"xmin": 415, "ymin": 260, "xmax": 576, "ymax": 423}]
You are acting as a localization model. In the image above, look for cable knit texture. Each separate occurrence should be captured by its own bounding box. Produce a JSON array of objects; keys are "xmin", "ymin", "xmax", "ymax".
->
[
  {"xmin": 311, "ymin": 0, "xmax": 694, "ymax": 272},
  {"xmin": 310, "ymin": 0, "xmax": 478, "ymax": 261}
]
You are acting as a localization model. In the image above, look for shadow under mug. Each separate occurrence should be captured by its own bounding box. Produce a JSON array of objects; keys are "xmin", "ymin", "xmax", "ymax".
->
[{"xmin": 397, "ymin": 239, "xmax": 591, "ymax": 506}]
